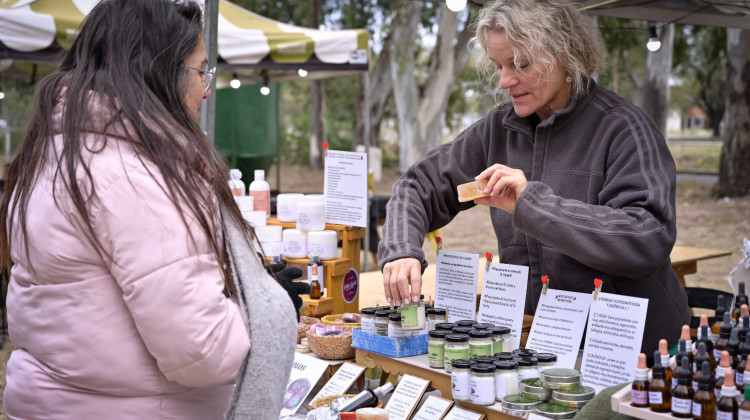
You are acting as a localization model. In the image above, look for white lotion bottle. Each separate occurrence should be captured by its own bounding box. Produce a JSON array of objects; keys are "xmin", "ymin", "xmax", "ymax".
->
[
  {"xmin": 229, "ymin": 169, "xmax": 245, "ymax": 196},
  {"xmin": 249, "ymin": 169, "xmax": 270, "ymax": 218}
]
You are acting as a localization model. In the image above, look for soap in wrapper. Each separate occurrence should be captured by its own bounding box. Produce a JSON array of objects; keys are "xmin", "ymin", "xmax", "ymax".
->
[{"xmin": 457, "ymin": 180, "xmax": 489, "ymax": 202}]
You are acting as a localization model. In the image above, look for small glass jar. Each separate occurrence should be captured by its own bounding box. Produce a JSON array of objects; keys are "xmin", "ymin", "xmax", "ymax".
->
[
  {"xmin": 469, "ymin": 329, "xmax": 494, "ymax": 358},
  {"xmin": 516, "ymin": 357, "xmax": 539, "ymax": 385},
  {"xmin": 360, "ymin": 307, "xmax": 377, "ymax": 335},
  {"xmin": 426, "ymin": 308, "xmax": 447, "ymax": 331},
  {"xmin": 491, "ymin": 326, "xmax": 511, "ymax": 354},
  {"xmin": 494, "ymin": 360, "xmax": 519, "ymax": 401},
  {"xmin": 536, "ymin": 353, "xmax": 557, "ymax": 369},
  {"xmin": 400, "ymin": 297, "xmax": 425, "ymax": 330},
  {"xmin": 472, "ymin": 322, "xmax": 494, "ymax": 330},
  {"xmin": 451, "ymin": 359, "xmax": 473, "ymax": 402},
  {"xmin": 374, "ymin": 310, "xmax": 390, "ymax": 337},
  {"xmin": 388, "ymin": 312, "xmax": 407, "ymax": 338},
  {"xmin": 435, "ymin": 322, "xmax": 457, "ymax": 332},
  {"xmin": 444, "ymin": 334, "xmax": 470, "ymax": 372},
  {"xmin": 470, "ymin": 363, "xmax": 497, "ymax": 406},
  {"xmin": 451, "ymin": 326, "xmax": 474, "ymax": 336},
  {"xmin": 428, "ymin": 330, "xmax": 449, "ymax": 369}
]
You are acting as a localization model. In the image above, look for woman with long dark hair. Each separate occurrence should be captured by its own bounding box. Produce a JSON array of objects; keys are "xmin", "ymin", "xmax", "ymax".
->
[{"xmin": 0, "ymin": 0, "xmax": 296, "ymax": 418}]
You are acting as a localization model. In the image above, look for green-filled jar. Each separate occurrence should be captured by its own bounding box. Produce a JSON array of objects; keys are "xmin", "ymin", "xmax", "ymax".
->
[
  {"xmin": 428, "ymin": 330, "xmax": 449, "ymax": 369},
  {"xmin": 534, "ymin": 402, "xmax": 577, "ymax": 419},
  {"xmin": 444, "ymin": 333, "xmax": 470, "ymax": 372}
]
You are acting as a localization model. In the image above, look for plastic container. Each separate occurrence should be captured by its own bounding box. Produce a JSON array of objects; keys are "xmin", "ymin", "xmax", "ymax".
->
[
  {"xmin": 360, "ymin": 308, "xmax": 377, "ymax": 335},
  {"xmin": 276, "ymin": 193, "xmax": 305, "ymax": 222},
  {"xmin": 297, "ymin": 200, "xmax": 326, "ymax": 231},
  {"xmin": 249, "ymin": 169, "xmax": 270, "ymax": 217},
  {"xmin": 283, "ymin": 229, "xmax": 308, "ymax": 259},
  {"xmin": 426, "ymin": 308, "xmax": 447, "ymax": 331},
  {"xmin": 307, "ymin": 230, "xmax": 338, "ymax": 260},
  {"xmin": 255, "ymin": 225, "xmax": 283, "ymax": 243},
  {"xmin": 470, "ymin": 363, "xmax": 497, "ymax": 405},
  {"xmin": 229, "ymin": 169, "xmax": 245, "ymax": 196},
  {"xmin": 374, "ymin": 310, "xmax": 390, "ymax": 337},
  {"xmin": 469, "ymin": 329, "xmax": 494, "ymax": 358},
  {"xmin": 451, "ymin": 359, "xmax": 473, "ymax": 402},
  {"xmin": 400, "ymin": 298, "xmax": 426, "ymax": 330},
  {"xmin": 234, "ymin": 195, "xmax": 253, "ymax": 212}
]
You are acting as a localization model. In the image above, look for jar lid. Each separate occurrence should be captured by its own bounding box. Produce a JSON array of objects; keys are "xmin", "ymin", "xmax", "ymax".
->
[
  {"xmin": 429, "ymin": 329, "xmax": 450, "ymax": 338},
  {"xmin": 435, "ymin": 322, "xmax": 458, "ymax": 331},
  {"xmin": 513, "ymin": 348, "xmax": 538, "ymax": 356},
  {"xmin": 502, "ymin": 394, "xmax": 542, "ymax": 410},
  {"xmin": 551, "ymin": 386, "xmax": 595, "ymax": 402},
  {"xmin": 472, "ymin": 322, "xmax": 494, "ymax": 330},
  {"xmin": 451, "ymin": 359, "xmax": 473, "ymax": 369},
  {"xmin": 456, "ymin": 319, "xmax": 476, "ymax": 327},
  {"xmin": 375, "ymin": 310, "xmax": 391, "ymax": 318},
  {"xmin": 516, "ymin": 357, "xmax": 538, "ymax": 367},
  {"xmin": 361, "ymin": 307, "xmax": 377, "ymax": 315},
  {"xmin": 427, "ymin": 307, "xmax": 446, "ymax": 315},
  {"xmin": 445, "ymin": 333, "xmax": 470, "ymax": 343},
  {"xmin": 493, "ymin": 360, "xmax": 518, "ymax": 370},
  {"xmin": 495, "ymin": 352, "xmax": 516, "ymax": 361},
  {"xmin": 474, "ymin": 356, "xmax": 496, "ymax": 364},
  {"xmin": 452, "ymin": 326, "xmax": 474, "ymax": 335},
  {"xmin": 534, "ymin": 403, "xmax": 577, "ymax": 419},
  {"xmin": 519, "ymin": 378, "xmax": 550, "ymax": 400},
  {"xmin": 468, "ymin": 329, "xmax": 493, "ymax": 338},
  {"xmin": 536, "ymin": 353, "xmax": 557, "ymax": 363},
  {"xmin": 388, "ymin": 313, "xmax": 401, "ymax": 321},
  {"xmin": 471, "ymin": 362, "xmax": 496, "ymax": 373},
  {"xmin": 490, "ymin": 326, "xmax": 511, "ymax": 335},
  {"xmin": 540, "ymin": 368, "xmax": 582, "ymax": 385}
]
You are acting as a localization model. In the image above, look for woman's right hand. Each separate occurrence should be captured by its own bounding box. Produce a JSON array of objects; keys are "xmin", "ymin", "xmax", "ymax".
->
[{"xmin": 382, "ymin": 257, "xmax": 422, "ymax": 306}]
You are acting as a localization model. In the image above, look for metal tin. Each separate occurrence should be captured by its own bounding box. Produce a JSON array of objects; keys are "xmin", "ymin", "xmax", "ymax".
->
[
  {"xmin": 540, "ymin": 368, "xmax": 581, "ymax": 388},
  {"xmin": 501, "ymin": 393, "xmax": 542, "ymax": 411},
  {"xmin": 502, "ymin": 408, "xmax": 533, "ymax": 418},
  {"xmin": 551, "ymin": 385, "xmax": 596, "ymax": 408},
  {"xmin": 519, "ymin": 378, "xmax": 551, "ymax": 401},
  {"xmin": 534, "ymin": 402, "xmax": 577, "ymax": 419}
]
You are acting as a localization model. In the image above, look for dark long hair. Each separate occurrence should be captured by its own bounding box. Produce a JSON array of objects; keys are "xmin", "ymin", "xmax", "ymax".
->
[{"xmin": 0, "ymin": 0, "xmax": 252, "ymax": 282}]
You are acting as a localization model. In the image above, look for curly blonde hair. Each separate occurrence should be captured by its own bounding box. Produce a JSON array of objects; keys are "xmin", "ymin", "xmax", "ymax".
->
[{"xmin": 473, "ymin": 0, "xmax": 606, "ymax": 100}]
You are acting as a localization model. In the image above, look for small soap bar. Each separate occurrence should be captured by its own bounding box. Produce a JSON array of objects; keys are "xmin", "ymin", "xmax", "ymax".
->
[{"xmin": 457, "ymin": 180, "xmax": 489, "ymax": 202}]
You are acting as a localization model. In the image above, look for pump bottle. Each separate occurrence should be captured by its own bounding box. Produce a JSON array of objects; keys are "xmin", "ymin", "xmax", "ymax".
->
[{"xmin": 338, "ymin": 382, "xmax": 395, "ymax": 413}]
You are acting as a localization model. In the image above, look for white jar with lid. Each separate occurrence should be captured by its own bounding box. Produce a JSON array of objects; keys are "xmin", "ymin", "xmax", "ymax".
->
[
  {"xmin": 494, "ymin": 360, "xmax": 519, "ymax": 401},
  {"xmin": 296, "ymin": 201, "xmax": 326, "ymax": 231},
  {"xmin": 444, "ymin": 334, "xmax": 470, "ymax": 372},
  {"xmin": 360, "ymin": 307, "xmax": 377, "ymax": 335},
  {"xmin": 307, "ymin": 230, "xmax": 337, "ymax": 260},
  {"xmin": 451, "ymin": 359, "xmax": 473, "ymax": 402},
  {"xmin": 255, "ymin": 225, "xmax": 282, "ymax": 243},
  {"xmin": 470, "ymin": 363, "xmax": 497, "ymax": 406},
  {"xmin": 276, "ymin": 193, "xmax": 305, "ymax": 222},
  {"xmin": 243, "ymin": 210, "xmax": 267, "ymax": 227},
  {"xmin": 234, "ymin": 195, "xmax": 253, "ymax": 212},
  {"xmin": 282, "ymin": 229, "xmax": 308, "ymax": 259},
  {"xmin": 516, "ymin": 357, "xmax": 539, "ymax": 385}
]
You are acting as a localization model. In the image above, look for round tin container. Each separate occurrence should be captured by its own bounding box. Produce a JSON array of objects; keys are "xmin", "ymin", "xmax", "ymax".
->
[
  {"xmin": 540, "ymin": 368, "xmax": 581, "ymax": 389},
  {"xmin": 534, "ymin": 402, "xmax": 577, "ymax": 419},
  {"xmin": 519, "ymin": 378, "xmax": 551, "ymax": 401},
  {"xmin": 501, "ymin": 393, "xmax": 541, "ymax": 411},
  {"xmin": 551, "ymin": 386, "xmax": 596, "ymax": 409}
]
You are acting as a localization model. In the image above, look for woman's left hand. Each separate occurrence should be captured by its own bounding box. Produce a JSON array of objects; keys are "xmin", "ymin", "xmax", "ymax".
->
[{"xmin": 473, "ymin": 164, "xmax": 528, "ymax": 214}]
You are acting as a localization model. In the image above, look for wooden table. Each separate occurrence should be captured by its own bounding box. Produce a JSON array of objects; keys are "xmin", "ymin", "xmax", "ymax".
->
[{"xmin": 670, "ymin": 246, "xmax": 732, "ymax": 287}]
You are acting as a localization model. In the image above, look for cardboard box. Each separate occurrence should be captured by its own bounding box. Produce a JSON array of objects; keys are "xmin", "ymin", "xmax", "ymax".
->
[{"xmin": 351, "ymin": 328, "xmax": 428, "ymax": 358}]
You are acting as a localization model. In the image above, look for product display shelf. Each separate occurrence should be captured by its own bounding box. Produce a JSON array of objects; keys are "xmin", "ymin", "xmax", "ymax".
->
[
  {"xmin": 357, "ymin": 351, "xmax": 517, "ymax": 420},
  {"xmin": 610, "ymin": 384, "xmax": 673, "ymax": 419},
  {"xmin": 266, "ymin": 218, "xmax": 366, "ymax": 314}
]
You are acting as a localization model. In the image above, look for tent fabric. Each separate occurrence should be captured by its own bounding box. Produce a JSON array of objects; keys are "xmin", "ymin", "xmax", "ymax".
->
[{"xmin": 0, "ymin": 0, "xmax": 368, "ymax": 73}]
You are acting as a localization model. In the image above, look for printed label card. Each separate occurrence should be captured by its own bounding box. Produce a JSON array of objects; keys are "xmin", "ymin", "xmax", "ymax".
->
[
  {"xmin": 279, "ymin": 352, "xmax": 330, "ymax": 415},
  {"xmin": 411, "ymin": 395, "xmax": 453, "ymax": 420},
  {"xmin": 477, "ymin": 262, "xmax": 529, "ymax": 349},
  {"xmin": 310, "ymin": 361, "xmax": 366, "ymax": 401},
  {"xmin": 434, "ymin": 250, "xmax": 480, "ymax": 323},
  {"xmin": 324, "ymin": 149, "xmax": 367, "ymax": 227},
  {"xmin": 384, "ymin": 374, "xmax": 431, "ymax": 420}
]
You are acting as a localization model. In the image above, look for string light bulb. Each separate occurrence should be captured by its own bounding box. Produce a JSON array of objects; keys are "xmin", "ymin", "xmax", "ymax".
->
[
  {"xmin": 298, "ymin": 69, "xmax": 308, "ymax": 77},
  {"xmin": 260, "ymin": 85, "xmax": 270, "ymax": 96},
  {"xmin": 230, "ymin": 73, "xmax": 241, "ymax": 89},
  {"xmin": 446, "ymin": 0, "xmax": 466, "ymax": 12},
  {"xmin": 647, "ymin": 25, "xmax": 661, "ymax": 52}
]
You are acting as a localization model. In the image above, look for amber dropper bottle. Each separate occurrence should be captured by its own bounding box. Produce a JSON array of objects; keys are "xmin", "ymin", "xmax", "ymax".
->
[
  {"xmin": 672, "ymin": 356, "xmax": 694, "ymax": 418},
  {"xmin": 734, "ymin": 281, "xmax": 748, "ymax": 320},
  {"xmin": 717, "ymin": 369, "xmax": 739, "ymax": 419},
  {"xmin": 659, "ymin": 339, "xmax": 673, "ymax": 385},
  {"xmin": 728, "ymin": 328, "xmax": 741, "ymax": 371},
  {"xmin": 692, "ymin": 360, "xmax": 716, "ymax": 420},
  {"xmin": 632, "ymin": 353, "xmax": 650, "ymax": 407},
  {"xmin": 716, "ymin": 350, "xmax": 731, "ymax": 400},
  {"xmin": 681, "ymin": 325, "xmax": 695, "ymax": 367},
  {"xmin": 673, "ymin": 339, "xmax": 690, "ymax": 390},
  {"xmin": 694, "ymin": 342, "xmax": 710, "ymax": 393},
  {"xmin": 650, "ymin": 350, "xmax": 672, "ymax": 413},
  {"xmin": 739, "ymin": 315, "xmax": 750, "ymax": 351},
  {"xmin": 739, "ymin": 386, "xmax": 750, "ymax": 418},
  {"xmin": 713, "ymin": 295, "xmax": 727, "ymax": 344},
  {"xmin": 715, "ymin": 312, "xmax": 733, "ymax": 362},
  {"xmin": 309, "ymin": 264, "xmax": 321, "ymax": 299},
  {"xmin": 697, "ymin": 321, "xmax": 717, "ymax": 373},
  {"xmin": 738, "ymin": 332, "xmax": 750, "ymax": 401}
]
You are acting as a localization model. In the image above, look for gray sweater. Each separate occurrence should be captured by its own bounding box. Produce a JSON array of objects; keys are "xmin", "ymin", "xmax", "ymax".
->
[{"xmin": 378, "ymin": 82, "xmax": 689, "ymax": 354}]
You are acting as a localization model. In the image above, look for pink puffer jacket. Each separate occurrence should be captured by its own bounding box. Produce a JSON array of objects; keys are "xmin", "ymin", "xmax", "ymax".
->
[{"xmin": 4, "ymin": 96, "xmax": 251, "ymax": 419}]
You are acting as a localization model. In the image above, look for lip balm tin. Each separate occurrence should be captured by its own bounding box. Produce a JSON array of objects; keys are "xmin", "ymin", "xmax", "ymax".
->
[
  {"xmin": 540, "ymin": 368, "xmax": 582, "ymax": 390},
  {"xmin": 551, "ymin": 386, "xmax": 595, "ymax": 409},
  {"xmin": 534, "ymin": 402, "xmax": 577, "ymax": 419},
  {"xmin": 501, "ymin": 394, "xmax": 541, "ymax": 418},
  {"xmin": 519, "ymin": 377, "xmax": 551, "ymax": 402}
]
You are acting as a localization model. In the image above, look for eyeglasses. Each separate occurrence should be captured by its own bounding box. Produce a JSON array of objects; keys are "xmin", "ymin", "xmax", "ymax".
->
[{"xmin": 186, "ymin": 66, "xmax": 215, "ymax": 92}]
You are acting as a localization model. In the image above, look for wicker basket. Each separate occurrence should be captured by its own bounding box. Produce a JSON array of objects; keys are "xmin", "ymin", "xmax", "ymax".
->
[
  {"xmin": 321, "ymin": 314, "xmax": 362, "ymax": 328},
  {"xmin": 306, "ymin": 327, "xmax": 355, "ymax": 360},
  {"xmin": 311, "ymin": 394, "xmax": 384, "ymax": 410}
]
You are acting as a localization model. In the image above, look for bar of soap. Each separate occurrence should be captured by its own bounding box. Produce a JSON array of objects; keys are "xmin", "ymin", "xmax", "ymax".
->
[{"xmin": 457, "ymin": 180, "xmax": 489, "ymax": 202}]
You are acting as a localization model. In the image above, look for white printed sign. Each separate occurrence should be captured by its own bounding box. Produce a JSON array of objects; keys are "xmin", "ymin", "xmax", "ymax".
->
[
  {"xmin": 443, "ymin": 406, "xmax": 485, "ymax": 420},
  {"xmin": 434, "ymin": 250, "xmax": 480, "ymax": 323},
  {"xmin": 311, "ymin": 361, "xmax": 366, "ymax": 401},
  {"xmin": 384, "ymin": 374, "xmax": 430, "ymax": 420},
  {"xmin": 477, "ymin": 262, "xmax": 529, "ymax": 349},
  {"xmin": 324, "ymin": 150, "xmax": 367, "ymax": 227},
  {"xmin": 279, "ymin": 353, "xmax": 330, "ymax": 416},
  {"xmin": 581, "ymin": 292, "xmax": 648, "ymax": 393},
  {"xmin": 411, "ymin": 395, "xmax": 453, "ymax": 420},
  {"xmin": 525, "ymin": 289, "xmax": 592, "ymax": 369}
]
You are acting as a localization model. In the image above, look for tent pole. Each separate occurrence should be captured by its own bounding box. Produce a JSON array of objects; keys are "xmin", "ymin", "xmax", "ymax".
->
[
  {"xmin": 201, "ymin": 0, "xmax": 218, "ymax": 142},
  {"xmin": 363, "ymin": 71, "xmax": 371, "ymax": 272}
]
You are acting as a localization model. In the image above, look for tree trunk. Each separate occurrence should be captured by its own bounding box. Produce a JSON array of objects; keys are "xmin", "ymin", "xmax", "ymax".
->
[
  {"xmin": 640, "ymin": 23, "xmax": 673, "ymax": 135},
  {"xmin": 611, "ymin": 53, "xmax": 619, "ymax": 94},
  {"xmin": 391, "ymin": 4, "xmax": 472, "ymax": 172},
  {"xmin": 715, "ymin": 28, "xmax": 750, "ymax": 198},
  {"xmin": 308, "ymin": 0, "xmax": 325, "ymax": 169},
  {"xmin": 354, "ymin": 36, "xmax": 393, "ymax": 149}
]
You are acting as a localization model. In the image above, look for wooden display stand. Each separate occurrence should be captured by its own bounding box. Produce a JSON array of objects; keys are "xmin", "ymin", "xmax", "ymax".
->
[{"xmin": 267, "ymin": 218, "xmax": 366, "ymax": 314}]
